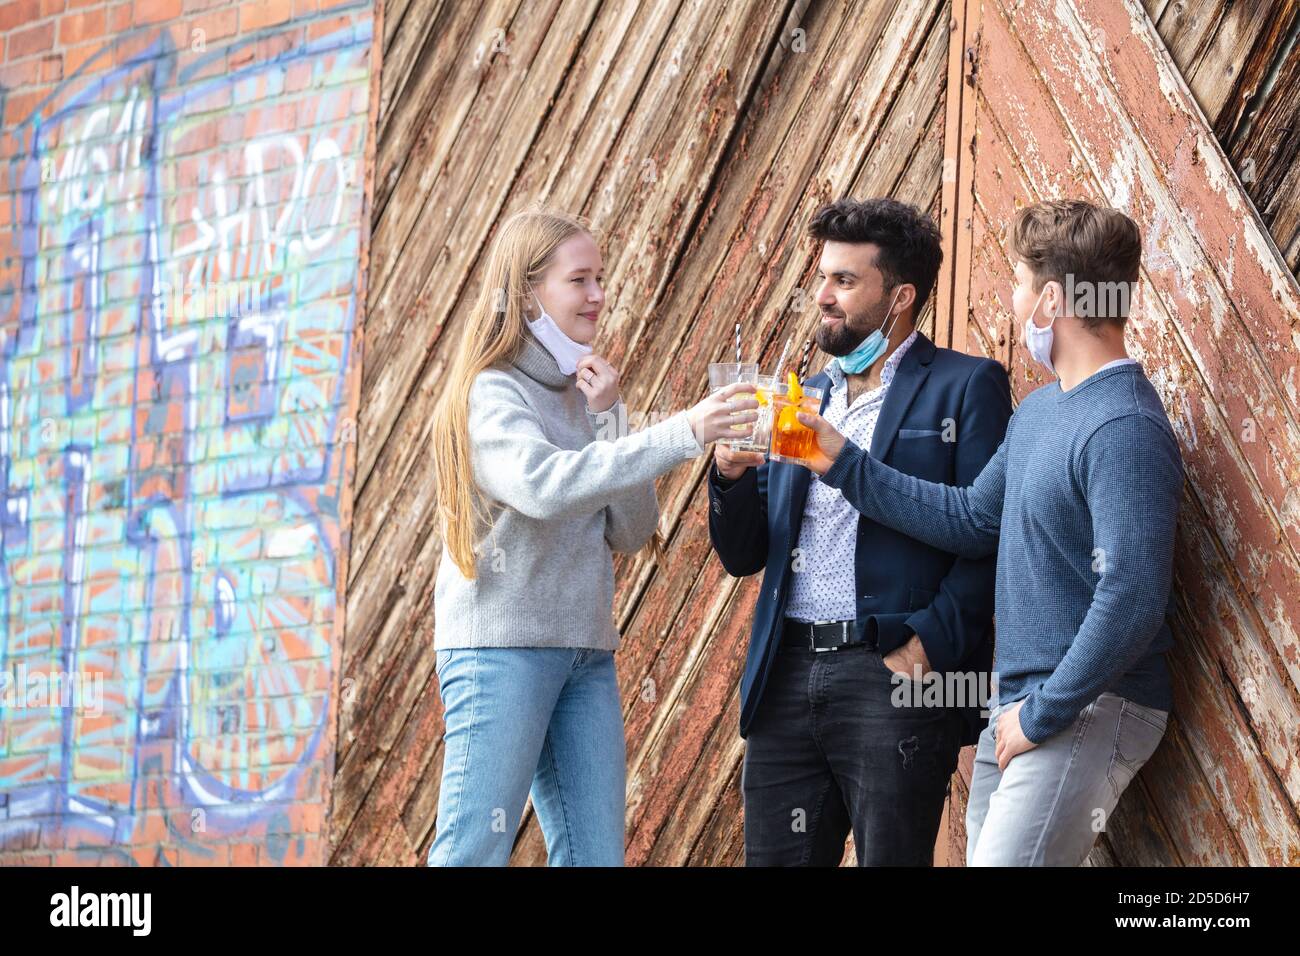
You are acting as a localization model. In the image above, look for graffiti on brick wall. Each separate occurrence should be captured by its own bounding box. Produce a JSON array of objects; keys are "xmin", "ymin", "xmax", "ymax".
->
[{"xmin": 0, "ymin": 19, "xmax": 370, "ymax": 862}]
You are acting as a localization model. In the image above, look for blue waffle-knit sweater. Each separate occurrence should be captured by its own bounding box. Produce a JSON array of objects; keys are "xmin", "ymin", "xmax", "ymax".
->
[{"xmin": 821, "ymin": 362, "xmax": 1185, "ymax": 742}]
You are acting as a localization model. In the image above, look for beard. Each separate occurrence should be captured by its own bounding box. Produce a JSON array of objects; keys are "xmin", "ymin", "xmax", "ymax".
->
[{"xmin": 815, "ymin": 298, "xmax": 890, "ymax": 357}]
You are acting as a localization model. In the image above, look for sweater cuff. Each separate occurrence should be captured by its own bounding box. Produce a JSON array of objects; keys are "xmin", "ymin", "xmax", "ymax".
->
[
  {"xmin": 664, "ymin": 410, "xmax": 705, "ymax": 459},
  {"xmin": 822, "ymin": 437, "xmax": 865, "ymax": 487},
  {"xmin": 586, "ymin": 399, "xmax": 624, "ymax": 439},
  {"xmin": 1015, "ymin": 692, "xmax": 1062, "ymax": 745}
]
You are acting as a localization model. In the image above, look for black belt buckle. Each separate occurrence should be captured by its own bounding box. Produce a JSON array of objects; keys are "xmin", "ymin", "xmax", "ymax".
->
[
  {"xmin": 811, "ymin": 620, "xmax": 850, "ymax": 652},
  {"xmin": 780, "ymin": 621, "xmax": 852, "ymax": 650}
]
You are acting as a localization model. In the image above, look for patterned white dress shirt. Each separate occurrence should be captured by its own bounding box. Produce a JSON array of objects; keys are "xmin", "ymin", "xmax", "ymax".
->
[{"xmin": 786, "ymin": 330, "xmax": 919, "ymax": 622}]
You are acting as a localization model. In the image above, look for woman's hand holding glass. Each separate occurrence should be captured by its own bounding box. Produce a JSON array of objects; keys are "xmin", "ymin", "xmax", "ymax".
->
[{"xmin": 689, "ymin": 382, "xmax": 760, "ymax": 447}]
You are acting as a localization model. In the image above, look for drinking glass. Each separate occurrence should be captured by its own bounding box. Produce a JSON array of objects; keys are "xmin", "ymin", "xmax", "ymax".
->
[
  {"xmin": 769, "ymin": 383, "xmax": 824, "ymax": 466},
  {"xmin": 731, "ymin": 373, "xmax": 776, "ymax": 454},
  {"xmin": 707, "ymin": 362, "xmax": 759, "ymax": 448}
]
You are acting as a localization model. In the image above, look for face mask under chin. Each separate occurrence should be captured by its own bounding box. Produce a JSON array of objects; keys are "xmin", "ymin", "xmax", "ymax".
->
[
  {"xmin": 831, "ymin": 287, "xmax": 903, "ymax": 375},
  {"xmin": 527, "ymin": 289, "xmax": 592, "ymax": 375}
]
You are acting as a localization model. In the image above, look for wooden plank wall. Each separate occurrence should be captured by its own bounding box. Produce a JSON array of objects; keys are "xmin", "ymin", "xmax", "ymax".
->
[
  {"xmin": 1143, "ymin": 0, "xmax": 1300, "ymax": 276},
  {"xmin": 943, "ymin": 0, "xmax": 1300, "ymax": 865},
  {"xmin": 333, "ymin": 0, "xmax": 955, "ymax": 865}
]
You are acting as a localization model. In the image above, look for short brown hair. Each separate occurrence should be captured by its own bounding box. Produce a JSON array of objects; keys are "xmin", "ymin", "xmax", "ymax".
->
[{"xmin": 1012, "ymin": 200, "xmax": 1140, "ymax": 328}]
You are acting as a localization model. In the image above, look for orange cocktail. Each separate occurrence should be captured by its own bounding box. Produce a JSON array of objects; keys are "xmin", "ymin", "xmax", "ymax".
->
[{"xmin": 769, "ymin": 372, "xmax": 823, "ymax": 466}]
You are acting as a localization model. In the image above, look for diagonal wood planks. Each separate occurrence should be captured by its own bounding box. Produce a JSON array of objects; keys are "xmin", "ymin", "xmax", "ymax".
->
[{"xmin": 943, "ymin": 0, "xmax": 1300, "ymax": 866}]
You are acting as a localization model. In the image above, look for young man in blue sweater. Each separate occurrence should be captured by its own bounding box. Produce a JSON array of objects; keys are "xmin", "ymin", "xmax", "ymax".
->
[{"xmin": 794, "ymin": 200, "xmax": 1185, "ymax": 865}]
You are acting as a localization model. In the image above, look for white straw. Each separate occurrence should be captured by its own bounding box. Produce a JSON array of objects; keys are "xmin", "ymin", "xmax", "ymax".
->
[{"xmin": 772, "ymin": 334, "xmax": 793, "ymax": 381}]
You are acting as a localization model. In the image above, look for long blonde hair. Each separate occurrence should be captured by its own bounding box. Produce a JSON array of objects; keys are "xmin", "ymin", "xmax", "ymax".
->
[{"xmin": 433, "ymin": 208, "xmax": 668, "ymax": 579}]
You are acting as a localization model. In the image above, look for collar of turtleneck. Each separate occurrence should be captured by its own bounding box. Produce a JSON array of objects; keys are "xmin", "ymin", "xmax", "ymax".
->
[{"xmin": 510, "ymin": 329, "xmax": 574, "ymax": 389}]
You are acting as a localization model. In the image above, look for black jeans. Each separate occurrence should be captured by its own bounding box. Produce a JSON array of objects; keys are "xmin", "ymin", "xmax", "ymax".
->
[{"xmin": 741, "ymin": 642, "xmax": 963, "ymax": 866}]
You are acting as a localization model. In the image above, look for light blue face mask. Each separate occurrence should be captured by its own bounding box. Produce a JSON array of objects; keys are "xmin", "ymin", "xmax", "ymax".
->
[{"xmin": 833, "ymin": 286, "xmax": 903, "ymax": 375}]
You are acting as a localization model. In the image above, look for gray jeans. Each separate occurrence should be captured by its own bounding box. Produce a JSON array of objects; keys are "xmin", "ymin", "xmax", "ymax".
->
[{"xmin": 965, "ymin": 691, "xmax": 1168, "ymax": 866}]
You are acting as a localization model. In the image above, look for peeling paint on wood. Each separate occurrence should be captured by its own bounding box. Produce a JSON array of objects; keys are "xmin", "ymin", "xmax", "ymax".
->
[{"xmin": 944, "ymin": 0, "xmax": 1300, "ymax": 866}]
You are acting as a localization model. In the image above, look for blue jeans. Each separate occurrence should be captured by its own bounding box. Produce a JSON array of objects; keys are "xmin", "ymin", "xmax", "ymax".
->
[
  {"xmin": 426, "ymin": 647, "xmax": 626, "ymax": 866},
  {"xmin": 965, "ymin": 691, "xmax": 1168, "ymax": 865}
]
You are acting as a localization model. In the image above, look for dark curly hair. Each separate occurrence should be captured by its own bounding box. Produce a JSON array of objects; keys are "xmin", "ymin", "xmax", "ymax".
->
[{"xmin": 807, "ymin": 197, "xmax": 944, "ymax": 312}]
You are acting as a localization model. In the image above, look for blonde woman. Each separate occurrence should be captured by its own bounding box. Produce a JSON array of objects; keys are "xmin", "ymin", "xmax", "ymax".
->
[{"xmin": 428, "ymin": 209, "xmax": 757, "ymax": 866}]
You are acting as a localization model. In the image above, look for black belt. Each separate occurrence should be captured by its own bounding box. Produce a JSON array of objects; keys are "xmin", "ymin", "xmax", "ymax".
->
[{"xmin": 781, "ymin": 618, "xmax": 877, "ymax": 652}]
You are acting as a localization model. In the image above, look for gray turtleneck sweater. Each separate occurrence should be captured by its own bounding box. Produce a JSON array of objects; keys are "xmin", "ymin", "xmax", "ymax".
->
[{"xmin": 433, "ymin": 331, "xmax": 706, "ymax": 650}]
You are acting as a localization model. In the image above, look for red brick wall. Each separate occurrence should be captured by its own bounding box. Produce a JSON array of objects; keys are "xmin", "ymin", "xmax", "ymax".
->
[{"xmin": 0, "ymin": 0, "xmax": 376, "ymax": 865}]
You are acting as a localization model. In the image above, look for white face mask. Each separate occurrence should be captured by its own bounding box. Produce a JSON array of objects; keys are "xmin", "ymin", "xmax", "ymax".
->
[
  {"xmin": 527, "ymin": 290, "xmax": 592, "ymax": 375},
  {"xmin": 1022, "ymin": 284, "xmax": 1057, "ymax": 376}
]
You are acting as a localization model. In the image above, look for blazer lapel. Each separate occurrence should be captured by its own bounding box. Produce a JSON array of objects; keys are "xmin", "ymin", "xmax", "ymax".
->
[{"xmin": 869, "ymin": 332, "xmax": 936, "ymax": 462}]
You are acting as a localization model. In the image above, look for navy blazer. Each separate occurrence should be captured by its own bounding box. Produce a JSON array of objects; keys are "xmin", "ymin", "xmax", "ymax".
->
[{"xmin": 707, "ymin": 332, "xmax": 1012, "ymax": 746}]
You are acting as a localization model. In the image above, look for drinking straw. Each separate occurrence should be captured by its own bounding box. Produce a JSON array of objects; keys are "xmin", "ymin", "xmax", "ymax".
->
[
  {"xmin": 772, "ymin": 334, "xmax": 793, "ymax": 382},
  {"xmin": 797, "ymin": 338, "xmax": 812, "ymax": 381},
  {"xmin": 735, "ymin": 323, "xmax": 742, "ymax": 364}
]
